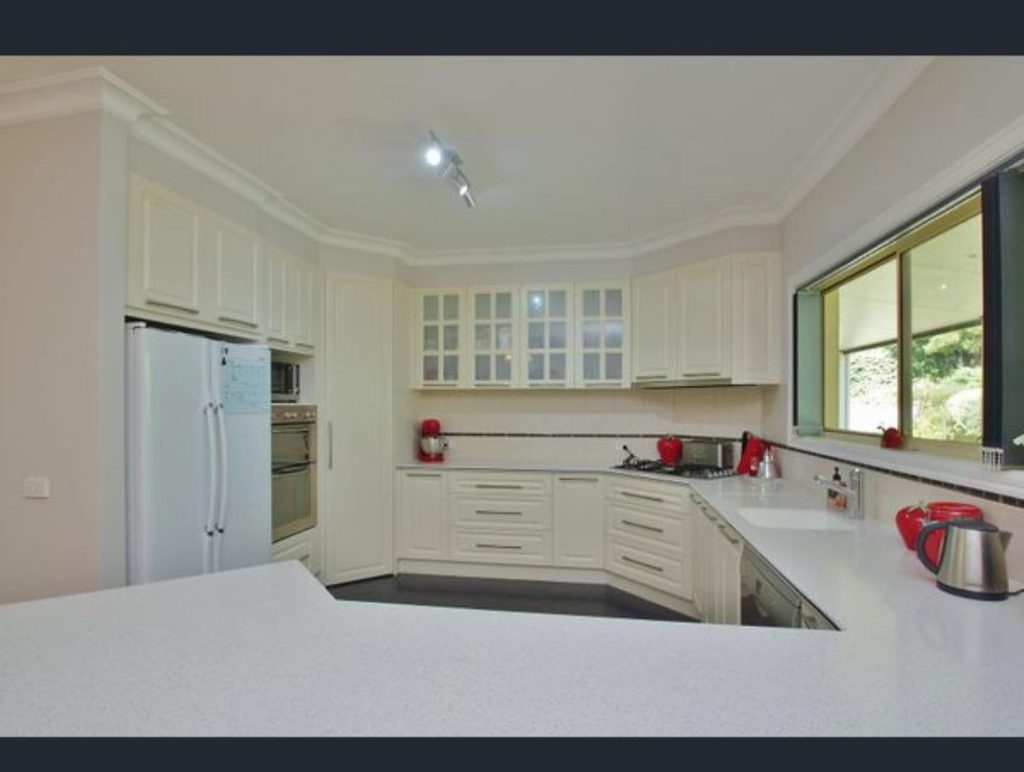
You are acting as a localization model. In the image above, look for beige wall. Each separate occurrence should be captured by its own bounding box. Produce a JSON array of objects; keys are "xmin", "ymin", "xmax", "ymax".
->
[{"xmin": 0, "ymin": 112, "xmax": 127, "ymax": 603}]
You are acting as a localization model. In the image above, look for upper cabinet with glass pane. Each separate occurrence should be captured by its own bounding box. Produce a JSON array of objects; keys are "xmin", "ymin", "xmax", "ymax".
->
[
  {"xmin": 416, "ymin": 288, "xmax": 465, "ymax": 387},
  {"xmin": 469, "ymin": 287, "xmax": 518, "ymax": 387},
  {"xmin": 575, "ymin": 283, "xmax": 629, "ymax": 387},
  {"xmin": 521, "ymin": 285, "xmax": 573, "ymax": 387}
]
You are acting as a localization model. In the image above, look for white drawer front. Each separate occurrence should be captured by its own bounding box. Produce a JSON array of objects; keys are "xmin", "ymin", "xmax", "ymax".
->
[
  {"xmin": 606, "ymin": 479, "xmax": 687, "ymax": 513},
  {"xmin": 606, "ymin": 538, "xmax": 691, "ymax": 599},
  {"xmin": 607, "ymin": 501, "xmax": 687, "ymax": 554},
  {"xmin": 449, "ymin": 472, "xmax": 551, "ymax": 497},
  {"xmin": 449, "ymin": 529, "xmax": 552, "ymax": 565},
  {"xmin": 451, "ymin": 496, "xmax": 552, "ymax": 528}
]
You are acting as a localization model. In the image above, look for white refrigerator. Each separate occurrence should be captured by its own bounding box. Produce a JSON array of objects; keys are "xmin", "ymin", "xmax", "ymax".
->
[{"xmin": 125, "ymin": 323, "xmax": 272, "ymax": 584}]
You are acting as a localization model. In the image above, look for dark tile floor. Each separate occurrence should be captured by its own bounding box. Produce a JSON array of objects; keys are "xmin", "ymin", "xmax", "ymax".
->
[{"xmin": 328, "ymin": 573, "xmax": 696, "ymax": 623}]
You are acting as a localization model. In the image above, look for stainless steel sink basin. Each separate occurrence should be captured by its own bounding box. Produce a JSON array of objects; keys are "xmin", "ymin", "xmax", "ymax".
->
[{"xmin": 736, "ymin": 507, "xmax": 856, "ymax": 531}]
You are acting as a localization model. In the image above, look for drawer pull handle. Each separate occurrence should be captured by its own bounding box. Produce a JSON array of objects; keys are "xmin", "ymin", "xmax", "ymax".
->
[
  {"xmin": 558, "ymin": 477, "xmax": 599, "ymax": 482},
  {"xmin": 621, "ymin": 491, "xmax": 664, "ymax": 503},
  {"xmin": 474, "ymin": 484, "xmax": 525, "ymax": 490},
  {"xmin": 717, "ymin": 523, "xmax": 741, "ymax": 545},
  {"xmin": 633, "ymin": 374, "xmax": 668, "ymax": 380},
  {"xmin": 475, "ymin": 543, "xmax": 523, "ymax": 550},
  {"xmin": 621, "ymin": 555, "xmax": 664, "ymax": 573},
  {"xmin": 407, "ymin": 472, "xmax": 442, "ymax": 478},
  {"xmin": 622, "ymin": 519, "xmax": 664, "ymax": 534},
  {"xmin": 682, "ymin": 371, "xmax": 721, "ymax": 378},
  {"xmin": 475, "ymin": 509, "xmax": 522, "ymax": 516}
]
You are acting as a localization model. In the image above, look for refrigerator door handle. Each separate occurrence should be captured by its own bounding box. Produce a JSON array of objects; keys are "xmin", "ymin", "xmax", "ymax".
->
[
  {"xmin": 215, "ymin": 401, "xmax": 229, "ymax": 534},
  {"xmin": 203, "ymin": 402, "xmax": 218, "ymax": 537},
  {"xmin": 327, "ymin": 421, "xmax": 333, "ymax": 470}
]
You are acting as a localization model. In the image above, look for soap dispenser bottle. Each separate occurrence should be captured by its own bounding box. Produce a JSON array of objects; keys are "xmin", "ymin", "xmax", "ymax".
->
[{"xmin": 827, "ymin": 466, "xmax": 848, "ymax": 511}]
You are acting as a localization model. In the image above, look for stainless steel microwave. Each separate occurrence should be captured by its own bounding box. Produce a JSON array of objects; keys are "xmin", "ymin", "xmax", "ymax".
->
[{"xmin": 271, "ymin": 361, "xmax": 300, "ymax": 403}]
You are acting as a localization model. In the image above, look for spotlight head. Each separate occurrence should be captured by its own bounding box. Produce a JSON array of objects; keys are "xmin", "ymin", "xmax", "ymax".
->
[{"xmin": 425, "ymin": 145, "xmax": 443, "ymax": 167}]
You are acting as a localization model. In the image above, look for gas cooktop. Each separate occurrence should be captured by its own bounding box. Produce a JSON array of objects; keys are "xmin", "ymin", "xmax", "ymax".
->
[{"xmin": 613, "ymin": 457, "xmax": 737, "ymax": 480}]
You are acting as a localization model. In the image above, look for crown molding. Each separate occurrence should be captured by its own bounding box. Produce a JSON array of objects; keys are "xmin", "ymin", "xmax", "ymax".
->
[
  {"xmin": 770, "ymin": 56, "xmax": 935, "ymax": 220},
  {"xmin": 0, "ymin": 66, "xmax": 168, "ymax": 127},
  {"xmin": 0, "ymin": 62, "xmax": 939, "ymax": 268}
]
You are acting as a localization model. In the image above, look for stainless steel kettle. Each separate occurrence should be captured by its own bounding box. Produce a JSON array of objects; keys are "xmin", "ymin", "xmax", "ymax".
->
[{"xmin": 915, "ymin": 517, "xmax": 1012, "ymax": 600}]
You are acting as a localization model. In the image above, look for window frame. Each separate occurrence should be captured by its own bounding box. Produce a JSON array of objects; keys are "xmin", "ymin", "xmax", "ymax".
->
[{"xmin": 813, "ymin": 192, "xmax": 983, "ymax": 457}]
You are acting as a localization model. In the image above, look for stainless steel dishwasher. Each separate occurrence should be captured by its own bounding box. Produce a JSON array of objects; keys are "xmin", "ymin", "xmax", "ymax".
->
[{"xmin": 740, "ymin": 548, "xmax": 837, "ymax": 630}]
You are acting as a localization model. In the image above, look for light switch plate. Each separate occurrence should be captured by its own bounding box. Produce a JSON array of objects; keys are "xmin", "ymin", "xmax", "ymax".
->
[{"xmin": 23, "ymin": 477, "xmax": 51, "ymax": 499}]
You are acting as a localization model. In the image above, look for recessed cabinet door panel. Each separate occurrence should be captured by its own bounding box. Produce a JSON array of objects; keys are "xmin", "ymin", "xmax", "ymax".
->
[
  {"xmin": 210, "ymin": 217, "xmax": 261, "ymax": 329},
  {"xmin": 264, "ymin": 246, "xmax": 290, "ymax": 345},
  {"xmin": 295, "ymin": 261, "xmax": 318, "ymax": 349},
  {"xmin": 631, "ymin": 271, "xmax": 675, "ymax": 382},
  {"xmin": 398, "ymin": 471, "xmax": 447, "ymax": 559},
  {"xmin": 552, "ymin": 475, "xmax": 604, "ymax": 568},
  {"xmin": 677, "ymin": 259, "xmax": 731, "ymax": 378},
  {"xmin": 731, "ymin": 253, "xmax": 781, "ymax": 384},
  {"xmin": 132, "ymin": 178, "xmax": 203, "ymax": 315}
]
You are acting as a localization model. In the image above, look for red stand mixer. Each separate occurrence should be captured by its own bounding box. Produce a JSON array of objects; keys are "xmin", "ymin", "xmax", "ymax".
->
[{"xmin": 417, "ymin": 418, "xmax": 448, "ymax": 463}]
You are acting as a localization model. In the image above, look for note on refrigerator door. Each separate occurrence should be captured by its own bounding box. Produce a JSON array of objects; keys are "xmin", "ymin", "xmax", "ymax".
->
[{"xmin": 221, "ymin": 348, "xmax": 270, "ymax": 415}]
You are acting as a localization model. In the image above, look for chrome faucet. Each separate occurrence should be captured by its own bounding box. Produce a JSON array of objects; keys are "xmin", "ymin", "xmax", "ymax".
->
[{"xmin": 814, "ymin": 467, "xmax": 865, "ymax": 520}]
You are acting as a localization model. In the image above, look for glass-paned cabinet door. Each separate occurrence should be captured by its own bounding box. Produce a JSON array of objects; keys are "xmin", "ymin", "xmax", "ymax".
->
[
  {"xmin": 521, "ymin": 284, "xmax": 573, "ymax": 387},
  {"xmin": 417, "ymin": 288, "xmax": 464, "ymax": 387},
  {"xmin": 469, "ymin": 287, "xmax": 518, "ymax": 387},
  {"xmin": 575, "ymin": 283, "xmax": 630, "ymax": 387}
]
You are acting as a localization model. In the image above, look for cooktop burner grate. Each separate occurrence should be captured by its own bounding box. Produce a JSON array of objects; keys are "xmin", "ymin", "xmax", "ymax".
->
[{"xmin": 613, "ymin": 458, "xmax": 737, "ymax": 479}]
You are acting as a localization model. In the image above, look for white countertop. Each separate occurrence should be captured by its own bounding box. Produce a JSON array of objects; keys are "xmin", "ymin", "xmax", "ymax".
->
[{"xmin": 3, "ymin": 465, "xmax": 1024, "ymax": 736}]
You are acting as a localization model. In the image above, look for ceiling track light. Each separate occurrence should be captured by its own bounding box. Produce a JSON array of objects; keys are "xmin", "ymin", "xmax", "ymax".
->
[{"xmin": 424, "ymin": 129, "xmax": 476, "ymax": 209}]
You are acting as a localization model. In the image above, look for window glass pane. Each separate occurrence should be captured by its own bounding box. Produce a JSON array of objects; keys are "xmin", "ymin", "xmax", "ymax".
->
[
  {"xmin": 475, "ymin": 354, "xmax": 490, "ymax": 381},
  {"xmin": 474, "ymin": 293, "xmax": 491, "ymax": 320},
  {"xmin": 495, "ymin": 354, "xmax": 512, "ymax": 381},
  {"xmin": 442, "ymin": 294, "xmax": 459, "ymax": 321},
  {"xmin": 528, "ymin": 322, "xmax": 545, "ymax": 349},
  {"xmin": 606, "ymin": 353, "xmax": 623, "ymax": 380},
  {"xmin": 495, "ymin": 323, "xmax": 512, "ymax": 351},
  {"xmin": 826, "ymin": 259, "xmax": 898, "ymax": 432},
  {"xmin": 475, "ymin": 324, "xmax": 491, "ymax": 351},
  {"xmin": 443, "ymin": 355, "xmax": 458, "ymax": 382},
  {"xmin": 423, "ymin": 295, "xmax": 439, "ymax": 322},
  {"xmin": 549, "ymin": 321, "xmax": 567, "ymax": 349},
  {"xmin": 443, "ymin": 324, "xmax": 459, "ymax": 351},
  {"xmin": 582, "ymin": 289, "xmax": 601, "ymax": 317},
  {"xmin": 605, "ymin": 288, "xmax": 623, "ymax": 317},
  {"xmin": 423, "ymin": 355, "xmax": 439, "ymax": 382},
  {"xmin": 527, "ymin": 291, "xmax": 545, "ymax": 318},
  {"xmin": 549, "ymin": 290, "xmax": 567, "ymax": 318},
  {"xmin": 582, "ymin": 321, "xmax": 601, "ymax": 349},
  {"xmin": 549, "ymin": 353, "xmax": 566, "ymax": 381},
  {"xmin": 423, "ymin": 325, "xmax": 438, "ymax": 352},
  {"xmin": 908, "ymin": 213, "xmax": 983, "ymax": 443},
  {"xmin": 583, "ymin": 352, "xmax": 601, "ymax": 380},
  {"xmin": 605, "ymin": 320, "xmax": 623, "ymax": 348},
  {"xmin": 528, "ymin": 353, "xmax": 544, "ymax": 380},
  {"xmin": 495, "ymin": 292, "xmax": 512, "ymax": 319}
]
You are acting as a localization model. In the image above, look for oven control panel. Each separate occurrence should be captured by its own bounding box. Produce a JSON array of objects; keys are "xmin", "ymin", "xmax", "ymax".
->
[{"xmin": 271, "ymin": 404, "xmax": 317, "ymax": 424}]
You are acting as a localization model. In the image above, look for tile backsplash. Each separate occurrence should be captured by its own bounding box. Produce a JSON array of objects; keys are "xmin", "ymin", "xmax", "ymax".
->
[{"xmin": 409, "ymin": 387, "xmax": 765, "ymax": 463}]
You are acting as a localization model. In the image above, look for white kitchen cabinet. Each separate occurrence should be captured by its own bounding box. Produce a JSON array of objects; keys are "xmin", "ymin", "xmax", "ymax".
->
[
  {"xmin": 415, "ymin": 288, "xmax": 465, "ymax": 387},
  {"xmin": 128, "ymin": 175, "xmax": 204, "ymax": 318},
  {"xmin": 263, "ymin": 244, "xmax": 290, "ymax": 346},
  {"xmin": 520, "ymin": 284, "xmax": 573, "ymax": 387},
  {"xmin": 468, "ymin": 287, "xmax": 518, "ymax": 387},
  {"xmin": 676, "ymin": 257, "xmax": 732, "ymax": 380},
  {"xmin": 730, "ymin": 252, "xmax": 781, "ymax": 384},
  {"xmin": 552, "ymin": 474, "xmax": 604, "ymax": 568},
  {"xmin": 630, "ymin": 270, "xmax": 676, "ymax": 383},
  {"xmin": 692, "ymin": 493, "xmax": 742, "ymax": 625},
  {"xmin": 397, "ymin": 470, "xmax": 447, "ymax": 559},
  {"xmin": 291, "ymin": 258, "xmax": 319, "ymax": 351},
  {"xmin": 207, "ymin": 213, "xmax": 262, "ymax": 332},
  {"xmin": 322, "ymin": 274, "xmax": 394, "ymax": 585},
  {"xmin": 575, "ymin": 283, "xmax": 629, "ymax": 387}
]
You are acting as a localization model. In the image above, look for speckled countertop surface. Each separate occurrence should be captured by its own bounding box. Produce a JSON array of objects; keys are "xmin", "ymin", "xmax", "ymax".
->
[{"xmin": 2, "ymin": 464, "xmax": 1023, "ymax": 736}]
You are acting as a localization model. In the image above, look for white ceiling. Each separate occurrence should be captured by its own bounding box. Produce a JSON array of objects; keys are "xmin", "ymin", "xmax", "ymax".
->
[{"xmin": 0, "ymin": 56, "xmax": 932, "ymax": 257}]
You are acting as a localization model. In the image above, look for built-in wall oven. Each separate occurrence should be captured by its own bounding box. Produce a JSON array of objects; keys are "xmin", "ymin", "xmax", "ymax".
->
[{"xmin": 271, "ymin": 404, "xmax": 317, "ymax": 543}]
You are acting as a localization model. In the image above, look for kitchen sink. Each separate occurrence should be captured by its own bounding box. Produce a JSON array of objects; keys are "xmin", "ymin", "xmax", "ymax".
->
[{"xmin": 735, "ymin": 507, "xmax": 856, "ymax": 532}]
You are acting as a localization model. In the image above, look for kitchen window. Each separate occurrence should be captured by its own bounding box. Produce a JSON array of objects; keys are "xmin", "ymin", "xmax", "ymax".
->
[{"xmin": 797, "ymin": 190, "xmax": 990, "ymax": 458}]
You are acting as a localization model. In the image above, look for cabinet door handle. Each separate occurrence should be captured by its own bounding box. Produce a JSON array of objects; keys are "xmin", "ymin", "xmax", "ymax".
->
[
  {"xmin": 327, "ymin": 421, "xmax": 333, "ymax": 470},
  {"xmin": 406, "ymin": 472, "xmax": 442, "ymax": 478},
  {"xmin": 474, "ymin": 483, "xmax": 524, "ymax": 490},
  {"xmin": 633, "ymin": 374, "xmax": 668, "ymax": 381},
  {"xmin": 682, "ymin": 371, "xmax": 721, "ymax": 378},
  {"xmin": 217, "ymin": 314, "xmax": 258, "ymax": 327},
  {"xmin": 475, "ymin": 543, "xmax": 523, "ymax": 551},
  {"xmin": 621, "ymin": 555, "xmax": 664, "ymax": 573},
  {"xmin": 475, "ymin": 509, "xmax": 522, "ymax": 516},
  {"xmin": 621, "ymin": 519, "xmax": 664, "ymax": 534},
  {"xmin": 717, "ymin": 523, "xmax": 741, "ymax": 545},
  {"xmin": 558, "ymin": 476, "xmax": 599, "ymax": 482},
  {"xmin": 621, "ymin": 491, "xmax": 664, "ymax": 503}
]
